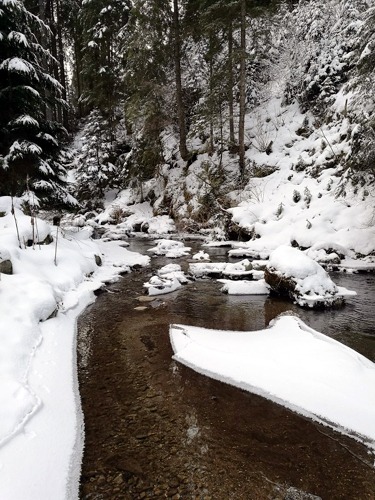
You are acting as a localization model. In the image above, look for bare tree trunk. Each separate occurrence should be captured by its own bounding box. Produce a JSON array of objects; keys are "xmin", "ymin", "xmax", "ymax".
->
[
  {"xmin": 56, "ymin": 0, "xmax": 68, "ymax": 128},
  {"xmin": 74, "ymin": 37, "xmax": 83, "ymax": 118},
  {"xmin": 228, "ymin": 21, "xmax": 235, "ymax": 148},
  {"xmin": 46, "ymin": 0, "xmax": 59, "ymax": 121},
  {"xmin": 172, "ymin": 0, "xmax": 189, "ymax": 161},
  {"xmin": 209, "ymin": 35, "xmax": 214, "ymax": 155},
  {"xmin": 238, "ymin": 0, "xmax": 246, "ymax": 176}
]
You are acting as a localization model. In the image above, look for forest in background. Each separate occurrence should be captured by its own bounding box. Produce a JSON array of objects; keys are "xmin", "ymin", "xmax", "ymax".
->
[{"xmin": 0, "ymin": 0, "xmax": 374, "ymax": 231}]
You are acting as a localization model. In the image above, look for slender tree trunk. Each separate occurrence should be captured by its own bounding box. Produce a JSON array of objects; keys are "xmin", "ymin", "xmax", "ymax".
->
[
  {"xmin": 238, "ymin": 0, "xmax": 246, "ymax": 176},
  {"xmin": 38, "ymin": 0, "xmax": 45, "ymax": 19},
  {"xmin": 46, "ymin": 0, "xmax": 59, "ymax": 121},
  {"xmin": 219, "ymin": 105, "xmax": 223, "ymax": 169},
  {"xmin": 209, "ymin": 35, "xmax": 214, "ymax": 155},
  {"xmin": 172, "ymin": 0, "xmax": 189, "ymax": 161},
  {"xmin": 74, "ymin": 36, "xmax": 83, "ymax": 118},
  {"xmin": 56, "ymin": 0, "xmax": 68, "ymax": 128},
  {"xmin": 228, "ymin": 21, "xmax": 235, "ymax": 148}
]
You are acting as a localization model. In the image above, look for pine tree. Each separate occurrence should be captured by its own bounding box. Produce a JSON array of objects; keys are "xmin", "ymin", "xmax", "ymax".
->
[
  {"xmin": 172, "ymin": 0, "xmax": 190, "ymax": 161},
  {"xmin": 125, "ymin": 0, "xmax": 172, "ymax": 136},
  {"xmin": 80, "ymin": 0, "xmax": 130, "ymax": 122},
  {"xmin": 123, "ymin": 0, "xmax": 173, "ymax": 188},
  {"xmin": 185, "ymin": 0, "xmax": 234, "ymax": 154},
  {"xmin": 0, "ymin": 0, "xmax": 74, "ymax": 207},
  {"xmin": 185, "ymin": 0, "xmax": 277, "ymax": 169}
]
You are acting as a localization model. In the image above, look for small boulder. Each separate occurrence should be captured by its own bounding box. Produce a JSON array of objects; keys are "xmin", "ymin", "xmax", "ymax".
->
[
  {"xmin": 0, "ymin": 249, "xmax": 12, "ymax": 275},
  {"xmin": 0, "ymin": 259, "xmax": 12, "ymax": 275}
]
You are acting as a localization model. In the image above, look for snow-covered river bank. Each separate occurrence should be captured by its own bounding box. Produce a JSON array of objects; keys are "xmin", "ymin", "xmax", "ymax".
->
[{"xmin": 1, "ymin": 200, "xmax": 375, "ymax": 499}]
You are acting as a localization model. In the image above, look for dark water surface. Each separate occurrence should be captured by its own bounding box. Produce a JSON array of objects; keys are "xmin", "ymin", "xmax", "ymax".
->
[
  {"xmin": 78, "ymin": 238, "xmax": 375, "ymax": 499},
  {"xmin": 130, "ymin": 238, "xmax": 375, "ymax": 360}
]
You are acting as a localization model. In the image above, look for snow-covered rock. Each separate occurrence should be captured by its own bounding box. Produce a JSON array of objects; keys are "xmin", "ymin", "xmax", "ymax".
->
[
  {"xmin": 143, "ymin": 275, "xmax": 182, "ymax": 296},
  {"xmin": 157, "ymin": 263, "xmax": 189, "ymax": 284},
  {"xmin": 0, "ymin": 248, "xmax": 12, "ymax": 274},
  {"xmin": 189, "ymin": 259, "xmax": 256, "ymax": 280},
  {"xmin": 192, "ymin": 250, "xmax": 210, "ymax": 261},
  {"xmin": 144, "ymin": 263, "xmax": 190, "ymax": 295},
  {"xmin": 147, "ymin": 239, "xmax": 191, "ymax": 258},
  {"xmin": 265, "ymin": 246, "xmax": 356, "ymax": 308}
]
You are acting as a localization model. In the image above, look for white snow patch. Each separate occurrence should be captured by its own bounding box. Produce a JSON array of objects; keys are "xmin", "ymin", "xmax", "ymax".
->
[
  {"xmin": 0, "ymin": 196, "xmax": 149, "ymax": 499},
  {"xmin": 170, "ymin": 315, "xmax": 375, "ymax": 448},
  {"xmin": 219, "ymin": 279, "xmax": 269, "ymax": 295}
]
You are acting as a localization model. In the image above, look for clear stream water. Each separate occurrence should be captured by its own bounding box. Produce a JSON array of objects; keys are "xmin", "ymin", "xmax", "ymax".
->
[
  {"xmin": 128, "ymin": 237, "xmax": 375, "ymax": 362},
  {"xmin": 78, "ymin": 237, "xmax": 375, "ymax": 499}
]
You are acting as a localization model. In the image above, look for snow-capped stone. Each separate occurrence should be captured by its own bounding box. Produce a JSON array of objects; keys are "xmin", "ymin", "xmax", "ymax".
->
[
  {"xmin": 192, "ymin": 250, "xmax": 210, "ymax": 261},
  {"xmin": 189, "ymin": 259, "xmax": 254, "ymax": 280},
  {"xmin": 219, "ymin": 279, "xmax": 270, "ymax": 295},
  {"xmin": 147, "ymin": 239, "xmax": 191, "ymax": 258},
  {"xmin": 265, "ymin": 246, "xmax": 356, "ymax": 308},
  {"xmin": 143, "ymin": 275, "xmax": 182, "ymax": 296}
]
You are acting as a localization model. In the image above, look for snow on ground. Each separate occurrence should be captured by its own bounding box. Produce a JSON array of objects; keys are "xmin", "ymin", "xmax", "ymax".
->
[
  {"xmin": 94, "ymin": 190, "xmax": 176, "ymax": 235},
  {"xmin": 219, "ymin": 279, "xmax": 269, "ymax": 295},
  {"xmin": 148, "ymin": 238, "xmax": 191, "ymax": 258},
  {"xmin": 226, "ymin": 97, "xmax": 375, "ymax": 265},
  {"xmin": 0, "ymin": 197, "xmax": 149, "ymax": 500},
  {"xmin": 170, "ymin": 314, "xmax": 375, "ymax": 449}
]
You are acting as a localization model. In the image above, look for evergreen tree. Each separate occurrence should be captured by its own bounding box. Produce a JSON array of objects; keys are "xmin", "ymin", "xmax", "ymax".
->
[
  {"xmin": 80, "ymin": 0, "xmax": 130, "ymax": 122},
  {"xmin": 186, "ymin": 0, "xmax": 277, "ymax": 170},
  {"xmin": 123, "ymin": 0, "xmax": 173, "ymax": 188},
  {"xmin": 185, "ymin": 0, "xmax": 234, "ymax": 154},
  {"xmin": 0, "ymin": 0, "xmax": 74, "ymax": 207},
  {"xmin": 125, "ymin": 0, "xmax": 172, "ymax": 137}
]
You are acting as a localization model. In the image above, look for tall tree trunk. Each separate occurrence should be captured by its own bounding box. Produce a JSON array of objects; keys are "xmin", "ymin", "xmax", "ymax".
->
[
  {"xmin": 238, "ymin": 0, "xmax": 246, "ymax": 176},
  {"xmin": 46, "ymin": 0, "xmax": 59, "ymax": 121},
  {"xmin": 209, "ymin": 34, "xmax": 214, "ymax": 155},
  {"xmin": 56, "ymin": 0, "xmax": 68, "ymax": 128},
  {"xmin": 228, "ymin": 21, "xmax": 235, "ymax": 148},
  {"xmin": 38, "ymin": 0, "xmax": 45, "ymax": 19},
  {"xmin": 74, "ymin": 35, "xmax": 83, "ymax": 119},
  {"xmin": 172, "ymin": 0, "xmax": 189, "ymax": 161}
]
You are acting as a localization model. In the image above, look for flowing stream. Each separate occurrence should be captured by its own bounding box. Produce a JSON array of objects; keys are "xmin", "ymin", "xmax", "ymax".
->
[{"xmin": 78, "ymin": 238, "xmax": 375, "ymax": 499}]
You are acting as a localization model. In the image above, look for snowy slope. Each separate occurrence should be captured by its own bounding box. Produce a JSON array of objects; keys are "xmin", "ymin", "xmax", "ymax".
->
[
  {"xmin": 70, "ymin": 1, "xmax": 375, "ymax": 265},
  {"xmin": 0, "ymin": 196, "xmax": 149, "ymax": 500}
]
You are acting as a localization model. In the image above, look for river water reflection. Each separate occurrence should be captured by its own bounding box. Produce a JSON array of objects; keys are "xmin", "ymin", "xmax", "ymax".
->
[{"xmin": 79, "ymin": 236, "xmax": 375, "ymax": 499}]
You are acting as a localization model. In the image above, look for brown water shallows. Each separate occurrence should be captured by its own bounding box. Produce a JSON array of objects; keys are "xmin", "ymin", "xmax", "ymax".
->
[{"xmin": 78, "ymin": 257, "xmax": 375, "ymax": 500}]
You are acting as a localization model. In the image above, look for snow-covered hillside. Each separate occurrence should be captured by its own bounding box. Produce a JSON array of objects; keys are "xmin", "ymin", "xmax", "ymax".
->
[
  {"xmin": 70, "ymin": 0, "xmax": 375, "ymax": 263},
  {"xmin": 66, "ymin": 0, "xmax": 375, "ymax": 264}
]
